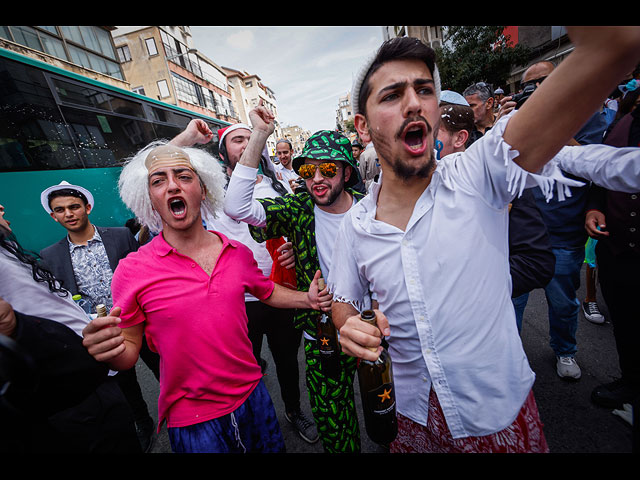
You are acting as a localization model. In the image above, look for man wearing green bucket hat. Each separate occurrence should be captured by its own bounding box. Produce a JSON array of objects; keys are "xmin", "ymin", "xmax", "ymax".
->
[{"xmin": 224, "ymin": 105, "xmax": 366, "ymax": 453}]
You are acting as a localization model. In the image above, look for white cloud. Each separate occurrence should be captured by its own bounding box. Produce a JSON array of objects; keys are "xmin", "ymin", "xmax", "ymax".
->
[
  {"xmin": 190, "ymin": 26, "xmax": 383, "ymax": 133},
  {"xmin": 224, "ymin": 29, "xmax": 255, "ymax": 51}
]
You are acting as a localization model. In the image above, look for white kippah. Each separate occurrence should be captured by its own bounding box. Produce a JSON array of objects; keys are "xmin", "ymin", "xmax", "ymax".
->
[{"xmin": 440, "ymin": 90, "xmax": 469, "ymax": 106}]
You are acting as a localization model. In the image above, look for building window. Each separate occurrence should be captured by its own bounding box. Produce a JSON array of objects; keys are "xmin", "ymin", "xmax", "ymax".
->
[
  {"xmin": 1, "ymin": 26, "xmax": 124, "ymax": 80},
  {"xmin": 117, "ymin": 45, "xmax": 131, "ymax": 63},
  {"xmin": 157, "ymin": 79, "xmax": 170, "ymax": 98},
  {"xmin": 59, "ymin": 26, "xmax": 116, "ymax": 60},
  {"xmin": 145, "ymin": 37, "xmax": 158, "ymax": 56},
  {"xmin": 171, "ymin": 72, "xmax": 204, "ymax": 107},
  {"xmin": 132, "ymin": 86, "xmax": 146, "ymax": 96},
  {"xmin": 67, "ymin": 45, "xmax": 123, "ymax": 80}
]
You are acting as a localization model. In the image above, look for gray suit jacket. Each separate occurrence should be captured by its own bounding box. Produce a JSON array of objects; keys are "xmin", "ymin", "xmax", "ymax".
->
[{"xmin": 39, "ymin": 226, "xmax": 139, "ymax": 295}]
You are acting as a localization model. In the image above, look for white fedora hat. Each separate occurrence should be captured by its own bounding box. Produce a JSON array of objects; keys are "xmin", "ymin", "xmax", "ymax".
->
[{"xmin": 40, "ymin": 181, "xmax": 94, "ymax": 214}]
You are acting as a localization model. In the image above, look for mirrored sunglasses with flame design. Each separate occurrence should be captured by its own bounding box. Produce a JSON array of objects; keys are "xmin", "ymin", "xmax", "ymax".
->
[{"xmin": 298, "ymin": 162, "xmax": 339, "ymax": 179}]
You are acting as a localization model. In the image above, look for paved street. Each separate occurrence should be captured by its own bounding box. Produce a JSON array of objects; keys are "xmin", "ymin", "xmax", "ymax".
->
[{"xmin": 137, "ymin": 263, "xmax": 634, "ymax": 454}]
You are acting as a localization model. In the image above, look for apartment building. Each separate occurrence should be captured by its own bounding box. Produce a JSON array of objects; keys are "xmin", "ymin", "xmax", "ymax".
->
[
  {"xmin": 0, "ymin": 26, "xmax": 128, "ymax": 90},
  {"xmin": 223, "ymin": 66, "xmax": 283, "ymax": 156},
  {"xmin": 112, "ymin": 26, "xmax": 237, "ymax": 125},
  {"xmin": 335, "ymin": 92, "xmax": 352, "ymax": 132},
  {"xmin": 281, "ymin": 125, "xmax": 311, "ymax": 157}
]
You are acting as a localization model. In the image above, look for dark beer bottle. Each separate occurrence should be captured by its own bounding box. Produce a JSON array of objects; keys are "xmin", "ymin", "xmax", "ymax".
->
[
  {"xmin": 316, "ymin": 278, "xmax": 340, "ymax": 379},
  {"xmin": 357, "ymin": 309, "xmax": 397, "ymax": 445}
]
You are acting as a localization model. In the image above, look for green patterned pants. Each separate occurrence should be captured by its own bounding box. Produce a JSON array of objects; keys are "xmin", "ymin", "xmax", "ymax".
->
[{"xmin": 303, "ymin": 337, "xmax": 361, "ymax": 453}]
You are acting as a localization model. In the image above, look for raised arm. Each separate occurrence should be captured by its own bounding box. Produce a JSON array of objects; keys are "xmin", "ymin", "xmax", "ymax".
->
[
  {"xmin": 170, "ymin": 119, "xmax": 214, "ymax": 148},
  {"xmin": 238, "ymin": 101, "xmax": 275, "ymax": 169},
  {"xmin": 223, "ymin": 103, "xmax": 276, "ymax": 225},
  {"xmin": 504, "ymin": 26, "xmax": 640, "ymax": 173}
]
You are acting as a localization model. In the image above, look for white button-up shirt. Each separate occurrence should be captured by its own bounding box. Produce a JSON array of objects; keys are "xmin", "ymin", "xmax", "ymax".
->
[{"xmin": 328, "ymin": 112, "xmax": 582, "ymax": 438}]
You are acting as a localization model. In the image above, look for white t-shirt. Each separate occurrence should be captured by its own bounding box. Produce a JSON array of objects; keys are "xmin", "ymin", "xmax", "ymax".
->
[{"xmin": 313, "ymin": 200, "xmax": 356, "ymax": 280}]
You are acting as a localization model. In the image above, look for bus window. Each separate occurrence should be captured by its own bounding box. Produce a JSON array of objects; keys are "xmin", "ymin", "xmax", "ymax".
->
[
  {"xmin": 0, "ymin": 57, "xmax": 84, "ymax": 171},
  {"xmin": 59, "ymin": 105, "xmax": 160, "ymax": 167}
]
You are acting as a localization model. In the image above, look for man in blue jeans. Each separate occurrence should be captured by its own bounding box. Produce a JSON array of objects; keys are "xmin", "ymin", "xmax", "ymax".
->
[
  {"xmin": 512, "ymin": 60, "xmax": 613, "ymax": 380},
  {"xmin": 513, "ymin": 187, "xmax": 587, "ymax": 380}
]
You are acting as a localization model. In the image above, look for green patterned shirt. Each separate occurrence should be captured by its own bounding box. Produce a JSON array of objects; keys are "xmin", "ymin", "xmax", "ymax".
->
[{"xmin": 249, "ymin": 189, "xmax": 365, "ymax": 337}]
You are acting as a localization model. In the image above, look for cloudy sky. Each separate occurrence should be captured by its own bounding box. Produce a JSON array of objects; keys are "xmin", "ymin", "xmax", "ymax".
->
[{"xmin": 190, "ymin": 26, "xmax": 384, "ymax": 134}]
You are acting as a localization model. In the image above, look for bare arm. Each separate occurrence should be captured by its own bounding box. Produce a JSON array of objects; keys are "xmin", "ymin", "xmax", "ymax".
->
[
  {"xmin": 170, "ymin": 119, "xmax": 214, "ymax": 147},
  {"xmin": 81, "ymin": 306, "xmax": 143, "ymax": 371},
  {"xmin": 262, "ymin": 269, "xmax": 331, "ymax": 312},
  {"xmin": 504, "ymin": 26, "xmax": 640, "ymax": 173}
]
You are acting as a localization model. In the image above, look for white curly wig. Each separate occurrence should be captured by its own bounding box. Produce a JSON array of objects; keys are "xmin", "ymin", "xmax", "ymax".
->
[{"xmin": 118, "ymin": 140, "xmax": 227, "ymax": 233}]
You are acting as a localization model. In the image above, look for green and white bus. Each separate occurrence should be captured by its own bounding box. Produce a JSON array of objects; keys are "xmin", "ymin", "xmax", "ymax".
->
[{"xmin": 0, "ymin": 47, "xmax": 230, "ymax": 253}]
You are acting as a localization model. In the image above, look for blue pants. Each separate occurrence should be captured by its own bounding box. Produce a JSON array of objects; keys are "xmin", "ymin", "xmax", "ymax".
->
[
  {"xmin": 168, "ymin": 380, "xmax": 285, "ymax": 453},
  {"xmin": 513, "ymin": 247, "xmax": 584, "ymax": 356}
]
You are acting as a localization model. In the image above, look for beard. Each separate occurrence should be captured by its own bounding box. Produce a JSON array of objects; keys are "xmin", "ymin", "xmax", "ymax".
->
[
  {"xmin": 371, "ymin": 115, "xmax": 437, "ymax": 181},
  {"xmin": 389, "ymin": 150, "xmax": 436, "ymax": 180},
  {"xmin": 308, "ymin": 172, "xmax": 346, "ymax": 207}
]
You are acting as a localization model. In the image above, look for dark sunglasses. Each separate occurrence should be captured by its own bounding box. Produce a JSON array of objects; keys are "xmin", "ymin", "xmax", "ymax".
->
[{"xmin": 298, "ymin": 162, "xmax": 339, "ymax": 179}]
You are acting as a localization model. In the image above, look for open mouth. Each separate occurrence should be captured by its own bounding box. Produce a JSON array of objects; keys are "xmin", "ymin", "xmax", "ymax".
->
[
  {"xmin": 312, "ymin": 184, "xmax": 329, "ymax": 197},
  {"xmin": 402, "ymin": 123, "xmax": 428, "ymax": 154},
  {"xmin": 169, "ymin": 198, "xmax": 186, "ymax": 218}
]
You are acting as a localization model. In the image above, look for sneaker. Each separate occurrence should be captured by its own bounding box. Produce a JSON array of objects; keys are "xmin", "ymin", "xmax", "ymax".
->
[
  {"xmin": 582, "ymin": 301, "xmax": 605, "ymax": 324},
  {"xmin": 556, "ymin": 356, "xmax": 581, "ymax": 380},
  {"xmin": 285, "ymin": 410, "xmax": 319, "ymax": 444}
]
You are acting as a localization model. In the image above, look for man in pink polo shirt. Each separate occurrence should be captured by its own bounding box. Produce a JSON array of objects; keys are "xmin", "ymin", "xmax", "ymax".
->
[{"xmin": 82, "ymin": 137, "xmax": 326, "ymax": 453}]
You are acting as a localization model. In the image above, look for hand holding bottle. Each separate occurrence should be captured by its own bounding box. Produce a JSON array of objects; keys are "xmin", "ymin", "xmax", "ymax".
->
[
  {"xmin": 356, "ymin": 309, "xmax": 397, "ymax": 445},
  {"xmin": 81, "ymin": 306, "xmax": 125, "ymax": 362},
  {"xmin": 337, "ymin": 308, "xmax": 390, "ymax": 362},
  {"xmin": 316, "ymin": 277, "xmax": 333, "ymax": 313}
]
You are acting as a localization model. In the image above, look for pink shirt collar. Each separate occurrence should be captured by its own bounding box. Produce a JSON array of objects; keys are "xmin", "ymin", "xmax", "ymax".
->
[{"xmin": 152, "ymin": 229, "xmax": 237, "ymax": 257}]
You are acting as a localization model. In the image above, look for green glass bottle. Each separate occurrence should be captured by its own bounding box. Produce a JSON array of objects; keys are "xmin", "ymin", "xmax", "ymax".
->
[{"xmin": 357, "ymin": 309, "xmax": 397, "ymax": 445}]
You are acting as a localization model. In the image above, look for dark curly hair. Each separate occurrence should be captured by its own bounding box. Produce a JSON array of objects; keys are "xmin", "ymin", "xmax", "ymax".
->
[{"xmin": 0, "ymin": 225, "xmax": 68, "ymax": 296}]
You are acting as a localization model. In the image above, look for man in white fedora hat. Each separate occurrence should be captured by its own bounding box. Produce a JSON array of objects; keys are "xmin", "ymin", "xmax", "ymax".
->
[{"xmin": 39, "ymin": 180, "xmax": 160, "ymax": 452}]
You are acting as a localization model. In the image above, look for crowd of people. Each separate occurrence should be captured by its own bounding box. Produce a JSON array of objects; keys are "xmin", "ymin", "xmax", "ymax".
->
[{"xmin": 1, "ymin": 26, "xmax": 640, "ymax": 454}]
